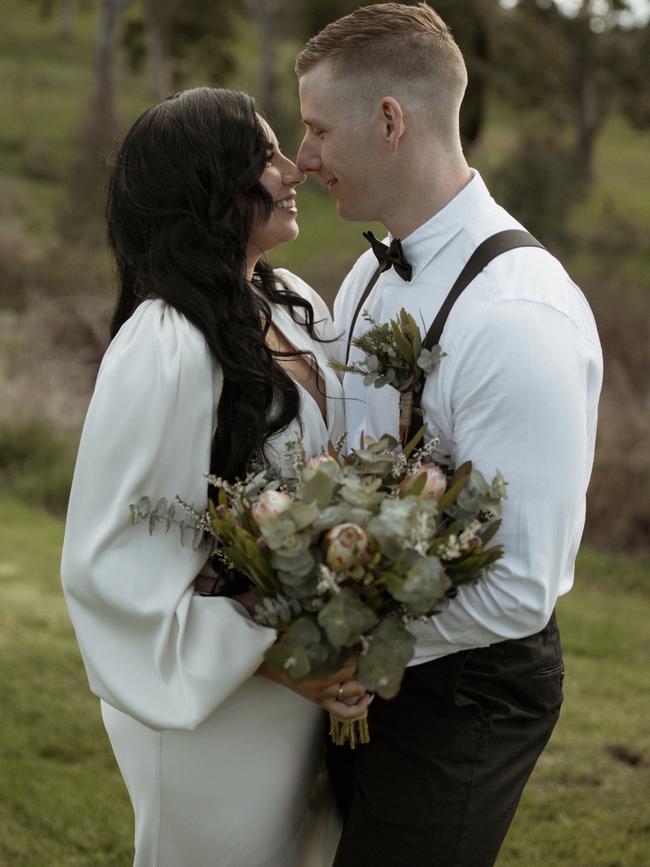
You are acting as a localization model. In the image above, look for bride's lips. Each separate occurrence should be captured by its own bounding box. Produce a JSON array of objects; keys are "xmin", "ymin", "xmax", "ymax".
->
[{"xmin": 274, "ymin": 193, "xmax": 298, "ymax": 215}]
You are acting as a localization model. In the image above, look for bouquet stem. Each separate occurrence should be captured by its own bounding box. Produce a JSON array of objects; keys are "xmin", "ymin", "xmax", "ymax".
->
[
  {"xmin": 329, "ymin": 714, "xmax": 370, "ymax": 749},
  {"xmin": 399, "ymin": 390, "xmax": 414, "ymax": 447}
]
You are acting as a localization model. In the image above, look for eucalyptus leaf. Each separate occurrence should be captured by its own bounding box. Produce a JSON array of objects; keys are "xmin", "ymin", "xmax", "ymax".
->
[
  {"xmin": 265, "ymin": 640, "xmax": 311, "ymax": 680},
  {"xmin": 283, "ymin": 577, "xmax": 319, "ymax": 600},
  {"xmin": 312, "ymin": 504, "xmax": 353, "ymax": 532},
  {"xmin": 287, "ymin": 617, "xmax": 322, "ymax": 645},
  {"xmin": 259, "ymin": 517, "xmax": 298, "ymax": 550},
  {"xmin": 301, "ymin": 471, "xmax": 335, "ymax": 509},
  {"xmin": 357, "ymin": 614, "xmax": 416, "ymax": 699},
  {"xmin": 272, "ymin": 549, "xmax": 316, "ymax": 582},
  {"xmin": 416, "ymin": 348, "xmax": 440, "ymax": 374},
  {"xmin": 387, "ymin": 556, "xmax": 450, "ymax": 616},
  {"xmin": 288, "ymin": 502, "xmax": 320, "ymax": 530},
  {"xmin": 317, "ymin": 588, "xmax": 378, "ymax": 648}
]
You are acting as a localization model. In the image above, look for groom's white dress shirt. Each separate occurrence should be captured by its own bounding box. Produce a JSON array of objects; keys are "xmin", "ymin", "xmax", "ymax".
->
[{"xmin": 333, "ymin": 171, "xmax": 603, "ymax": 664}]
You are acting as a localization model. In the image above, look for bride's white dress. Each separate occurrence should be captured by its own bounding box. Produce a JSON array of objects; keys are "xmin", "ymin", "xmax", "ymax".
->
[{"xmin": 61, "ymin": 270, "xmax": 344, "ymax": 867}]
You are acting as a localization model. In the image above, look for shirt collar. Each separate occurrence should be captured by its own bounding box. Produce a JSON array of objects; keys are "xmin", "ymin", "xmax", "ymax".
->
[{"xmin": 388, "ymin": 169, "xmax": 492, "ymax": 281}]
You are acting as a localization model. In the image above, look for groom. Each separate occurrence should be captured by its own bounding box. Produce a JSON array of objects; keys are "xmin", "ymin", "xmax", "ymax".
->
[{"xmin": 295, "ymin": 3, "xmax": 602, "ymax": 866}]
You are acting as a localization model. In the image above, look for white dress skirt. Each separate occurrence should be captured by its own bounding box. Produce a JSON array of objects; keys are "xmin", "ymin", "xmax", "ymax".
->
[{"xmin": 61, "ymin": 270, "xmax": 346, "ymax": 867}]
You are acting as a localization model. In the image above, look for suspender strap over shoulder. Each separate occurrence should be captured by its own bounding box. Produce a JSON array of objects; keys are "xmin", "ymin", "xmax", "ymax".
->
[
  {"xmin": 345, "ymin": 230, "xmax": 544, "ymax": 366},
  {"xmin": 345, "ymin": 264, "xmax": 382, "ymax": 365},
  {"xmin": 421, "ymin": 229, "xmax": 545, "ymax": 351},
  {"xmin": 406, "ymin": 229, "xmax": 545, "ymax": 443}
]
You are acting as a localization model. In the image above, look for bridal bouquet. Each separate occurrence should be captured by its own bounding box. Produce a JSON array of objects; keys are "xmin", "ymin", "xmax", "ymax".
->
[
  {"xmin": 132, "ymin": 434, "xmax": 506, "ymax": 747},
  {"xmin": 131, "ymin": 307, "xmax": 507, "ymax": 747}
]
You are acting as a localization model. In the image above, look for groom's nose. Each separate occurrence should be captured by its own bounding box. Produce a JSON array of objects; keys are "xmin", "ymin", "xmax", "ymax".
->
[{"xmin": 296, "ymin": 138, "xmax": 322, "ymax": 174}]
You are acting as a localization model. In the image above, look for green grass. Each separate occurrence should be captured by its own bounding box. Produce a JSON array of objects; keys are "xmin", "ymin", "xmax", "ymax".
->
[
  {"xmin": 0, "ymin": 495, "xmax": 132, "ymax": 867},
  {"xmin": 498, "ymin": 547, "xmax": 650, "ymax": 866},
  {"xmin": 1, "ymin": 494, "xmax": 649, "ymax": 866}
]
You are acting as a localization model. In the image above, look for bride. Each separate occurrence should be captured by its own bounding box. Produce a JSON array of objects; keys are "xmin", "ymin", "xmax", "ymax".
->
[{"xmin": 61, "ymin": 86, "xmax": 369, "ymax": 867}]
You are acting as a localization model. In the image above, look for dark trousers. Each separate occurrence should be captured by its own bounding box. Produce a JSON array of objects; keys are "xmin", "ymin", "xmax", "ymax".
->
[{"xmin": 327, "ymin": 613, "xmax": 564, "ymax": 867}]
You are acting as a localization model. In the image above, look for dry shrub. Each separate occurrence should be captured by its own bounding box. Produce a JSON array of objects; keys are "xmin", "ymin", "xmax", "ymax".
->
[
  {"xmin": 0, "ymin": 292, "xmax": 111, "ymax": 432},
  {"xmin": 22, "ymin": 136, "xmax": 61, "ymax": 182},
  {"xmin": 0, "ymin": 225, "xmax": 31, "ymax": 309},
  {"xmin": 0, "ymin": 182, "xmax": 34, "ymax": 309},
  {"xmin": 583, "ymin": 279, "xmax": 650, "ymax": 553}
]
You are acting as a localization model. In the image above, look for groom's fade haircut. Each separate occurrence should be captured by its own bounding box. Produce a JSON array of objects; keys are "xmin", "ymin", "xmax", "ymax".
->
[{"xmin": 295, "ymin": 2, "xmax": 467, "ymax": 142}]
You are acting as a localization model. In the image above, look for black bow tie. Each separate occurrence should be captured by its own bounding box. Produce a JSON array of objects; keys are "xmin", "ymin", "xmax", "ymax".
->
[{"xmin": 363, "ymin": 230, "xmax": 412, "ymax": 282}]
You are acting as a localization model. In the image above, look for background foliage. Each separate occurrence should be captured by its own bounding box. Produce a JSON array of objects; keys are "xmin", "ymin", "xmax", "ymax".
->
[
  {"xmin": 1, "ymin": 0, "xmax": 648, "ymax": 548},
  {"xmin": 0, "ymin": 0, "xmax": 648, "ymax": 863}
]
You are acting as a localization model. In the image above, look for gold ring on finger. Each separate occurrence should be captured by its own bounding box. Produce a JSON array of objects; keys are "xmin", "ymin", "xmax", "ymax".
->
[{"xmin": 336, "ymin": 683, "xmax": 344, "ymax": 702}]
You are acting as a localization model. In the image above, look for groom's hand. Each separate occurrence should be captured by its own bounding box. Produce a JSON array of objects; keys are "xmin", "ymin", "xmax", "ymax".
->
[{"xmin": 257, "ymin": 659, "xmax": 371, "ymax": 720}]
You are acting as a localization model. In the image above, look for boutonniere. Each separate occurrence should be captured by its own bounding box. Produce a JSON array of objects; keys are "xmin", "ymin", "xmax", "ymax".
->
[{"xmin": 330, "ymin": 308, "xmax": 444, "ymax": 445}]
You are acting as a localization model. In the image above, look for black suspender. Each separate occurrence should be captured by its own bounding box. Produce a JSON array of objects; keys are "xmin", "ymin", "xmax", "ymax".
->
[
  {"xmin": 420, "ymin": 229, "xmax": 545, "ymax": 352},
  {"xmin": 345, "ymin": 230, "xmax": 544, "ymax": 366},
  {"xmin": 345, "ymin": 264, "xmax": 383, "ymax": 365},
  {"xmin": 405, "ymin": 229, "xmax": 545, "ymax": 442}
]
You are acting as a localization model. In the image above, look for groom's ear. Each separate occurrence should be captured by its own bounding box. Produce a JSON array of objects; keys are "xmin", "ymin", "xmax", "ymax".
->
[{"xmin": 380, "ymin": 97, "xmax": 406, "ymax": 153}]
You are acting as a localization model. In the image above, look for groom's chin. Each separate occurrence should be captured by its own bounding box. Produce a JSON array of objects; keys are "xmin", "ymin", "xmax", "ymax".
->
[{"xmin": 335, "ymin": 201, "xmax": 361, "ymax": 222}]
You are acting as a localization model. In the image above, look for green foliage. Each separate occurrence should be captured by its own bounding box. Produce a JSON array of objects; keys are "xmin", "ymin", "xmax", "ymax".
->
[
  {"xmin": 331, "ymin": 308, "xmax": 444, "ymax": 393},
  {"xmin": 121, "ymin": 0, "xmax": 239, "ymax": 87},
  {"xmin": 0, "ymin": 420, "xmax": 75, "ymax": 515},
  {"xmin": 493, "ymin": 0, "xmax": 649, "ymax": 175},
  {"xmin": 317, "ymin": 588, "xmax": 378, "ymax": 648},
  {"xmin": 386, "ymin": 556, "xmax": 450, "ymax": 618},
  {"xmin": 493, "ymin": 133, "xmax": 587, "ymax": 251},
  {"xmin": 357, "ymin": 614, "xmax": 416, "ymax": 699},
  {"xmin": 189, "ymin": 437, "xmax": 506, "ymax": 702}
]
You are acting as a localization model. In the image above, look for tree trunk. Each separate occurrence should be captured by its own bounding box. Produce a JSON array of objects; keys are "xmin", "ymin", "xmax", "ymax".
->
[
  {"xmin": 144, "ymin": 0, "xmax": 172, "ymax": 100},
  {"xmin": 576, "ymin": 73, "xmax": 599, "ymax": 180},
  {"xmin": 245, "ymin": 0, "xmax": 280, "ymax": 126},
  {"xmin": 89, "ymin": 0, "xmax": 125, "ymax": 146},
  {"xmin": 573, "ymin": 1, "xmax": 599, "ymax": 180},
  {"xmin": 60, "ymin": 0, "xmax": 74, "ymax": 41}
]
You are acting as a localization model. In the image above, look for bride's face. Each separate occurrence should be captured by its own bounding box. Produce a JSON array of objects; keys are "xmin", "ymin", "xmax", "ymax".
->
[{"xmin": 246, "ymin": 118, "xmax": 305, "ymax": 264}]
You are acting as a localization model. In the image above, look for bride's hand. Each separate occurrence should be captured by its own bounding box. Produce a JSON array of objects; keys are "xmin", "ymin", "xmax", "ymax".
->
[{"xmin": 257, "ymin": 658, "xmax": 372, "ymax": 721}]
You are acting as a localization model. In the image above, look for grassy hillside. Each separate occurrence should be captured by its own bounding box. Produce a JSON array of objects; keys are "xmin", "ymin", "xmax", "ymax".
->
[
  {"xmin": 1, "ymin": 0, "xmax": 650, "ymax": 553},
  {"xmin": 2, "ymin": 0, "xmax": 649, "ymax": 303},
  {"xmin": 0, "ymin": 495, "xmax": 648, "ymax": 865}
]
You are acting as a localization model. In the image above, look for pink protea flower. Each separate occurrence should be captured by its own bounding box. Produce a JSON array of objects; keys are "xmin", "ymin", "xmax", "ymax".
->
[
  {"xmin": 250, "ymin": 490, "xmax": 292, "ymax": 525},
  {"xmin": 400, "ymin": 464, "xmax": 448, "ymax": 500},
  {"xmin": 325, "ymin": 523, "xmax": 370, "ymax": 571},
  {"xmin": 305, "ymin": 454, "xmax": 338, "ymax": 470}
]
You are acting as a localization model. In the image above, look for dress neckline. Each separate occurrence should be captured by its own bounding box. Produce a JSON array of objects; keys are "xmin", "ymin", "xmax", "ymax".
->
[{"xmin": 268, "ymin": 306, "xmax": 329, "ymax": 429}]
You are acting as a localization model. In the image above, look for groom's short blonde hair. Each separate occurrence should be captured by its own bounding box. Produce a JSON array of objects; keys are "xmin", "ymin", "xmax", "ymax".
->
[{"xmin": 295, "ymin": 3, "xmax": 467, "ymax": 141}]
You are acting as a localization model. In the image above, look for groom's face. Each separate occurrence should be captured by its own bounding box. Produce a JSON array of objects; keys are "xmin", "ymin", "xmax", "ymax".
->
[{"xmin": 297, "ymin": 63, "xmax": 385, "ymax": 222}]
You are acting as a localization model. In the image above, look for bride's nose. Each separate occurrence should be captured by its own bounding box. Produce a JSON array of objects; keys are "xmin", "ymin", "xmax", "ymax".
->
[{"xmin": 284, "ymin": 160, "xmax": 306, "ymax": 187}]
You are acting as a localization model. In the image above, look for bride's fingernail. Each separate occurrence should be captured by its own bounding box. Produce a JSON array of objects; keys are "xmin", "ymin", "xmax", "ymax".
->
[{"xmin": 368, "ymin": 694, "xmax": 375, "ymax": 704}]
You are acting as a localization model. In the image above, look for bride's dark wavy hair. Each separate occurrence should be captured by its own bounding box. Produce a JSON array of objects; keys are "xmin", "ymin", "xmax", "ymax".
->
[{"xmin": 107, "ymin": 86, "xmax": 323, "ymax": 481}]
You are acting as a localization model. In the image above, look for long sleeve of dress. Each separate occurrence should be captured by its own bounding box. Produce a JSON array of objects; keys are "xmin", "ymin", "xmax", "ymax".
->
[{"xmin": 61, "ymin": 300, "xmax": 277, "ymax": 731}]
